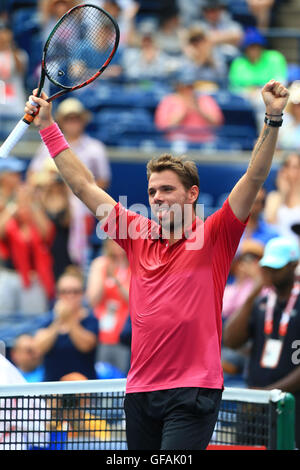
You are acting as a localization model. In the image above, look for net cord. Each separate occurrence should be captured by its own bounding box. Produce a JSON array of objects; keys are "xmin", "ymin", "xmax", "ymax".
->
[{"xmin": 0, "ymin": 380, "xmax": 285, "ymax": 404}]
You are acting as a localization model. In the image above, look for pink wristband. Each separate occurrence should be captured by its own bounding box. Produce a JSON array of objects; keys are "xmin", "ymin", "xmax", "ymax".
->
[{"xmin": 39, "ymin": 122, "xmax": 69, "ymax": 158}]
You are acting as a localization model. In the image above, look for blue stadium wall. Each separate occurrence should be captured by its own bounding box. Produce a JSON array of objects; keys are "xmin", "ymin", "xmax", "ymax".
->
[{"xmin": 107, "ymin": 159, "xmax": 279, "ymax": 213}]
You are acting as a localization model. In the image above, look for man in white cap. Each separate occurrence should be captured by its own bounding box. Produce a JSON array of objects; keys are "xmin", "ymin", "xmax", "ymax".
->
[{"xmin": 224, "ymin": 236, "xmax": 300, "ymax": 448}]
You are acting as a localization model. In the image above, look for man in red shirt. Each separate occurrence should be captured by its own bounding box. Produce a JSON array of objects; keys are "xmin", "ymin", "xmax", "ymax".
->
[{"xmin": 25, "ymin": 79, "xmax": 289, "ymax": 450}]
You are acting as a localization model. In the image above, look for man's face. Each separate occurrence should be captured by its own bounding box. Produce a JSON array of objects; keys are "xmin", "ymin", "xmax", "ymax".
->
[
  {"xmin": 60, "ymin": 113, "xmax": 85, "ymax": 137},
  {"xmin": 0, "ymin": 171, "xmax": 22, "ymax": 192},
  {"xmin": 148, "ymin": 170, "xmax": 198, "ymax": 233},
  {"xmin": 13, "ymin": 336, "xmax": 41, "ymax": 372},
  {"xmin": 262, "ymin": 263, "xmax": 296, "ymax": 290},
  {"xmin": 203, "ymin": 7, "xmax": 222, "ymax": 24}
]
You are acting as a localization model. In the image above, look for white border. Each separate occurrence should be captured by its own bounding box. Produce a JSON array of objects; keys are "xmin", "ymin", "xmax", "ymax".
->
[{"xmin": 0, "ymin": 380, "xmax": 284, "ymax": 404}]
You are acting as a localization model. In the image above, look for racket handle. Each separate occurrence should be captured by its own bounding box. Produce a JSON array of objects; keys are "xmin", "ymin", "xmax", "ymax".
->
[{"xmin": 0, "ymin": 119, "xmax": 30, "ymax": 159}]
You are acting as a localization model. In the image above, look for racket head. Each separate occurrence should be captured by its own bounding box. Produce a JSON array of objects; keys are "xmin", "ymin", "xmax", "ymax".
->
[{"xmin": 42, "ymin": 3, "xmax": 120, "ymax": 92}]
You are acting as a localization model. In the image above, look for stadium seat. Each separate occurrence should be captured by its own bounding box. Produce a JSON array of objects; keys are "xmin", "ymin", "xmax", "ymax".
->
[
  {"xmin": 95, "ymin": 362, "xmax": 126, "ymax": 380},
  {"xmin": 216, "ymin": 124, "xmax": 257, "ymax": 150},
  {"xmin": 80, "ymin": 81, "xmax": 171, "ymax": 111},
  {"xmin": 214, "ymin": 91, "xmax": 257, "ymax": 128},
  {"xmin": 88, "ymin": 107, "xmax": 170, "ymax": 147}
]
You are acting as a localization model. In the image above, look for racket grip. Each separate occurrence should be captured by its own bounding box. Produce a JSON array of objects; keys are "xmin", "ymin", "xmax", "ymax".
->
[{"xmin": 0, "ymin": 119, "xmax": 30, "ymax": 158}]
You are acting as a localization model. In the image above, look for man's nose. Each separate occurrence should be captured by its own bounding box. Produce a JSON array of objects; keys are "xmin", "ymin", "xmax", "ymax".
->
[{"xmin": 153, "ymin": 191, "xmax": 163, "ymax": 204}]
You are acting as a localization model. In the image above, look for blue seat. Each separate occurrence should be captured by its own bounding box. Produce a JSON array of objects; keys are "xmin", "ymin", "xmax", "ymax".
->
[
  {"xmin": 216, "ymin": 124, "xmax": 257, "ymax": 150},
  {"xmin": 213, "ymin": 91, "xmax": 258, "ymax": 147},
  {"xmin": 80, "ymin": 81, "xmax": 171, "ymax": 111},
  {"xmin": 95, "ymin": 108, "xmax": 153, "ymax": 127},
  {"xmin": 89, "ymin": 107, "xmax": 166, "ymax": 146}
]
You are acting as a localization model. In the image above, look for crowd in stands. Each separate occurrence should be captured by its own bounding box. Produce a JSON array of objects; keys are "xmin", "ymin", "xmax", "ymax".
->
[
  {"xmin": 0, "ymin": 1, "xmax": 300, "ymax": 425},
  {"xmin": 1, "ymin": 0, "xmax": 297, "ymax": 151}
]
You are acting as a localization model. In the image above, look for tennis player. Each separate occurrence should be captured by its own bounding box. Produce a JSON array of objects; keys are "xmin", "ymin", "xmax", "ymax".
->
[{"xmin": 25, "ymin": 80, "xmax": 289, "ymax": 450}]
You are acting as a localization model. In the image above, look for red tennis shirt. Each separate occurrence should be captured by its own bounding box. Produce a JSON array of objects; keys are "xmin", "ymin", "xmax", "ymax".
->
[{"xmin": 102, "ymin": 198, "xmax": 247, "ymax": 393}]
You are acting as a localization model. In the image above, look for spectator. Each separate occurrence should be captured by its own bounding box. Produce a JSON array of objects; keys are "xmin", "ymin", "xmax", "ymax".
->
[
  {"xmin": 52, "ymin": 372, "xmax": 111, "ymax": 443},
  {"xmin": 97, "ymin": 0, "xmax": 140, "ymax": 47},
  {"xmin": 71, "ymin": 16, "xmax": 124, "ymax": 81},
  {"xmin": 198, "ymin": 0, "xmax": 244, "ymax": 64},
  {"xmin": 10, "ymin": 334, "xmax": 45, "ymax": 383},
  {"xmin": 278, "ymin": 81, "xmax": 300, "ymax": 150},
  {"xmin": 154, "ymin": 71, "xmax": 224, "ymax": 144},
  {"xmin": 0, "ymin": 157, "xmax": 25, "ymax": 268},
  {"xmin": 33, "ymin": 266, "xmax": 98, "ymax": 381},
  {"xmin": 86, "ymin": 238, "xmax": 130, "ymax": 375},
  {"xmin": 180, "ymin": 25, "xmax": 228, "ymax": 89},
  {"xmin": 176, "ymin": 0, "xmax": 204, "ymax": 27},
  {"xmin": 0, "ymin": 20, "xmax": 28, "ymax": 115},
  {"xmin": 223, "ymin": 236, "xmax": 300, "ymax": 449},
  {"xmin": 291, "ymin": 223, "xmax": 300, "ymax": 281},
  {"xmin": 38, "ymin": 0, "xmax": 81, "ymax": 43},
  {"xmin": 28, "ymin": 98, "xmax": 111, "ymax": 267},
  {"xmin": 121, "ymin": 23, "xmax": 178, "ymax": 82},
  {"xmin": 222, "ymin": 239, "xmax": 265, "ymax": 321},
  {"xmin": 155, "ymin": 11, "xmax": 185, "ymax": 57},
  {"xmin": 228, "ymin": 27, "xmax": 287, "ymax": 125},
  {"xmin": 0, "ymin": 156, "xmax": 24, "ymax": 207},
  {"xmin": 0, "ymin": 182, "xmax": 55, "ymax": 316},
  {"xmin": 246, "ymin": 0, "xmax": 275, "ymax": 31},
  {"xmin": 28, "ymin": 166, "xmax": 72, "ymax": 281},
  {"xmin": 229, "ymin": 28, "xmax": 287, "ymax": 91},
  {"xmin": 222, "ymin": 239, "xmax": 264, "ymax": 386},
  {"xmin": 228, "ymin": 28, "xmax": 288, "ymax": 129},
  {"xmin": 241, "ymin": 187, "xmax": 279, "ymax": 247},
  {"xmin": 264, "ymin": 153, "xmax": 300, "ymax": 242}
]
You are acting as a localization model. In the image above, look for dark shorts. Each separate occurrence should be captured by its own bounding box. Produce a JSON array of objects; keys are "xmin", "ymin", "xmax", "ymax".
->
[{"xmin": 124, "ymin": 387, "xmax": 222, "ymax": 450}]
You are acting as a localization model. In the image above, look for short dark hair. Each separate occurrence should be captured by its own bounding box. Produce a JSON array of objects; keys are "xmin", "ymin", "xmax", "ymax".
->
[{"xmin": 146, "ymin": 154, "xmax": 200, "ymax": 208}]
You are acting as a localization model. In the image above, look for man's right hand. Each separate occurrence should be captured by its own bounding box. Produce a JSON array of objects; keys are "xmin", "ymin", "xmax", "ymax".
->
[{"xmin": 24, "ymin": 90, "xmax": 55, "ymax": 130}]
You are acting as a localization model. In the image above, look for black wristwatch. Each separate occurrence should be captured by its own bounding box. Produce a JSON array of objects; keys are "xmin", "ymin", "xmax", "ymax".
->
[{"xmin": 264, "ymin": 116, "xmax": 283, "ymax": 127}]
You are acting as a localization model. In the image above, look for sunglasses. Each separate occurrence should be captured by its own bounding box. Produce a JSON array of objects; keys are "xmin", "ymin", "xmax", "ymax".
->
[{"xmin": 57, "ymin": 288, "xmax": 83, "ymax": 296}]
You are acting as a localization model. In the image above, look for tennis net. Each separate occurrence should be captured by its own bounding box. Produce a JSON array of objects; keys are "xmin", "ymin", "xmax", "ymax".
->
[{"xmin": 0, "ymin": 379, "xmax": 295, "ymax": 450}]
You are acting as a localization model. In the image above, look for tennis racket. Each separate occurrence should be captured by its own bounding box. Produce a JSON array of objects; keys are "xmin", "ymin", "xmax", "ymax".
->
[{"xmin": 0, "ymin": 3, "xmax": 119, "ymax": 158}]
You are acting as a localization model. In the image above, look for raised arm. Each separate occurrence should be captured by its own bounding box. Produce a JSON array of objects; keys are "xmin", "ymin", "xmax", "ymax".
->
[
  {"xmin": 25, "ymin": 92, "xmax": 116, "ymax": 222},
  {"xmin": 228, "ymin": 80, "xmax": 289, "ymax": 222}
]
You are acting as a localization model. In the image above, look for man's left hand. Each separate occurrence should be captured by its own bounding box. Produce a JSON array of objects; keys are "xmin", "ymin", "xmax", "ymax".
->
[{"xmin": 262, "ymin": 80, "xmax": 289, "ymax": 116}]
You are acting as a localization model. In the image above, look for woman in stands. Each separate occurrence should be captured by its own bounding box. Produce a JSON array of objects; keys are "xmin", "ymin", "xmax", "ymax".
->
[
  {"xmin": 33, "ymin": 266, "xmax": 98, "ymax": 381},
  {"xmin": 86, "ymin": 238, "xmax": 131, "ymax": 375},
  {"xmin": 0, "ymin": 181, "xmax": 55, "ymax": 316}
]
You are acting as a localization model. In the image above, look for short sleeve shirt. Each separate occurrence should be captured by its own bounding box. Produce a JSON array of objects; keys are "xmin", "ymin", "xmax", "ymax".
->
[{"xmin": 102, "ymin": 199, "xmax": 247, "ymax": 392}]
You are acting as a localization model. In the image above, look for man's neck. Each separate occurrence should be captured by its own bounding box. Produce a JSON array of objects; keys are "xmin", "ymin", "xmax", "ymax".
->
[{"xmin": 162, "ymin": 212, "xmax": 197, "ymax": 246}]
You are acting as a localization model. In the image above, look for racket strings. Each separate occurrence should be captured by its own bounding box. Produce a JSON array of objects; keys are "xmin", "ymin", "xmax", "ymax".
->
[{"xmin": 45, "ymin": 6, "xmax": 117, "ymax": 88}]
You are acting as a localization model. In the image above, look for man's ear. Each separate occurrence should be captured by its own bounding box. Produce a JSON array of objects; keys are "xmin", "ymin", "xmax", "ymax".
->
[{"xmin": 189, "ymin": 185, "xmax": 199, "ymax": 205}]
